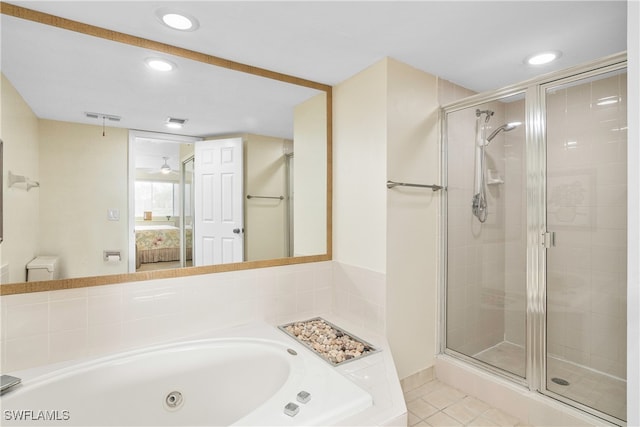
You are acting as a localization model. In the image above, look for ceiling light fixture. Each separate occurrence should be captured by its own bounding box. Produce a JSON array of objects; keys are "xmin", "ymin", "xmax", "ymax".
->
[
  {"xmin": 525, "ymin": 51, "xmax": 562, "ymax": 66},
  {"xmin": 156, "ymin": 8, "xmax": 199, "ymax": 31},
  {"xmin": 145, "ymin": 58, "xmax": 176, "ymax": 72}
]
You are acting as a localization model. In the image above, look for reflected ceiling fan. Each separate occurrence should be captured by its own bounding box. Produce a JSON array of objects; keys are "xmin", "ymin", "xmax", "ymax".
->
[{"xmin": 147, "ymin": 156, "xmax": 178, "ymax": 175}]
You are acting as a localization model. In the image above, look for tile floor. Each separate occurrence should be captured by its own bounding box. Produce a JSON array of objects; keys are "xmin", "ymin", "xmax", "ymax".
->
[{"xmin": 403, "ymin": 378, "xmax": 532, "ymax": 426}]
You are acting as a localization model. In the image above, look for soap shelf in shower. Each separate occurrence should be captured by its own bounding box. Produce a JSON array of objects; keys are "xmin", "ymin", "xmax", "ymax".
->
[{"xmin": 486, "ymin": 170, "xmax": 504, "ymax": 185}]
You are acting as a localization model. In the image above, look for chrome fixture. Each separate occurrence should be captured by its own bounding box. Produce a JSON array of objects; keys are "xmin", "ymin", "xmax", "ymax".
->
[
  {"xmin": 487, "ymin": 122, "xmax": 521, "ymax": 143},
  {"xmin": 472, "ymin": 110, "xmax": 493, "ymax": 223},
  {"xmin": 297, "ymin": 391, "xmax": 311, "ymax": 404},
  {"xmin": 284, "ymin": 402, "xmax": 300, "ymax": 417},
  {"xmin": 246, "ymin": 194, "xmax": 285, "ymax": 200},
  {"xmin": 1, "ymin": 375, "xmax": 22, "ymax": 394},
  {"xmin": 164, "ymin": 390, "xmax": 183, "ymax": 409},
  {"xmin": 472, "ymin": 111, "xmax": 521, "ymax": 222},
  {"xmin": 475, "ymin": 109, "xmax": 494, "ymax": 119},
  {"xmin": 386, "ymin": 180, "xmax": 444, "ymax": 191}
]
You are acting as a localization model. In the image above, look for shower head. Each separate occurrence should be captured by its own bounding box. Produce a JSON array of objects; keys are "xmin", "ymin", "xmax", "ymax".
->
[
  {"xmin": 487, "ymin": 121, "xmax": 521, "ymax": 142},
  {"xmin": 476, "ymin": 109, "xmax": 494, "ymax": 123}
]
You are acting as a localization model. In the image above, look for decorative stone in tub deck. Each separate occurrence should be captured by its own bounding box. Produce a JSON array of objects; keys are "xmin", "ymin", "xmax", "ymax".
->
[{"xmin": 279, "ymin": 318, "xmax": 379, "ymax": 366}]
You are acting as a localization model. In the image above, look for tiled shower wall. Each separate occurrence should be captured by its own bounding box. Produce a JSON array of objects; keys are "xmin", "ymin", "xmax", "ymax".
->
[{"xmin": 545, "ymin": 72, "xmax": 627, "ymax": 379}]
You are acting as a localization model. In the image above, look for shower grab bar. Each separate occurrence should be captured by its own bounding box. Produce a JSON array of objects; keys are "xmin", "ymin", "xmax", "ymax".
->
[
  {"xmin": 246, "ymin": 195, "xmax": 285, "ymax": 200},
  {"xmin": 386, "ymin": 180, "xmax": 444, "ymax": 192}
]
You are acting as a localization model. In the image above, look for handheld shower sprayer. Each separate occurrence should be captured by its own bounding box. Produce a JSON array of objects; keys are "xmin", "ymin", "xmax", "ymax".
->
[
  {"xmin": 486, "ymin": 121, "xmax": 522, "ymax": 143},
  {"xmin": 471, "ymin": 114, "xmax": 522, "ymax": 223}
]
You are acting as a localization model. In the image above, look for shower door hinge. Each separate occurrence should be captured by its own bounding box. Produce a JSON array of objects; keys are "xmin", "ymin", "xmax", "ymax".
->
[{"xmin": 542, "ymin": 231, "xmax": 556, "ymax": 248}]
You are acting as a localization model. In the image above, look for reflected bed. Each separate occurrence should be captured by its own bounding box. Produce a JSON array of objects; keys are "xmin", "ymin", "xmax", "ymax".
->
[{"xmin": 135, "ymin": 225, "xmax": 192, "ymax": 268}]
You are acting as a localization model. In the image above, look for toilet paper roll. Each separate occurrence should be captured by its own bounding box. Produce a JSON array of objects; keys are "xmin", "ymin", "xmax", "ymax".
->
[{"xmin": 107, "ymin": 255, "xmax": 120, "ymax": 263}]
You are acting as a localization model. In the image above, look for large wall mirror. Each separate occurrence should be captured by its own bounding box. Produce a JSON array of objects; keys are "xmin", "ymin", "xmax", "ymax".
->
[{"xmin": 0, "ymin": 4, "xmax": 331, "ymax": 294}]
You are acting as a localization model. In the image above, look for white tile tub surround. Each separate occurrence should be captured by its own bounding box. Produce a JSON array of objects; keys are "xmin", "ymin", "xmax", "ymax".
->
[{"xmin": 0, "ymin": 261, "xmax": 334, "ymax": 373}]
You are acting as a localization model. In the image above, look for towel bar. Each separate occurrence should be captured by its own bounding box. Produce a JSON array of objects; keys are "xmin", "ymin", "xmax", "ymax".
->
[
  {"xmin": 246, "ymin": 195, "xmax": 285, "ymax": 200},
  {"xmin": 386, "ymin": 180, "xmax": 444, "ymax": 191}
]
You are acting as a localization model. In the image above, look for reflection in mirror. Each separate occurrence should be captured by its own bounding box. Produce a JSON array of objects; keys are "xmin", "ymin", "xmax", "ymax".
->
[{"xmin": 0, "ymin": 6, "xmax": 330, "ymax": 289}]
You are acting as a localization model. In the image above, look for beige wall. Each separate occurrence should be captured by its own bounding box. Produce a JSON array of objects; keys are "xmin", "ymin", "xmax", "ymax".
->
[
  {"xmin": 244, "ymin": 133, "xmax": 290, "ymax": 261},
  {"xmin": 333, "ymin": 60, "xmax": 388, "ymax": 271},
  {"xmin": 293, "ymin": 93, "xmax": 327, "ymax": 257},
  {"xmin": 386, "ymin": 59, "xmax": 440, "ymax": 379},
  {"xmin": 38, "ymin": 120, "xmax": 129, "ymax": 279},
  {"xmin": 0, "ymin": 74, "xmax": 41, "ymax": 283},
  {"xmin": 333, "ymin": 58, "xmax": 441, "ymax": 379}
]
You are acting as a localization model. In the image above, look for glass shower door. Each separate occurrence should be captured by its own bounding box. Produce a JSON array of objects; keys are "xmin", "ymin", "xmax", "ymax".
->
[
  {"xmin": 544, "ymin": 68, "xmax": 627, "ymax": 422},
  {"xmin": 445, "ymin": 92, "xmax": 527, "ymax": 379}
]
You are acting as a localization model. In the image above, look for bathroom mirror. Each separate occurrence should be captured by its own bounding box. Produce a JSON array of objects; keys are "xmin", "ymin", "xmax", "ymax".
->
[{"xmin": 0, "ymin": 5, "xmax": 331, "ymax": 293}]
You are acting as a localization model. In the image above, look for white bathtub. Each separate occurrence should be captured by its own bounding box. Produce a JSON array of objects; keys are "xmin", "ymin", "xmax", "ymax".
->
[{"xmin": 1, "ymin": 323, "xmax": 373, "ymax": 426}]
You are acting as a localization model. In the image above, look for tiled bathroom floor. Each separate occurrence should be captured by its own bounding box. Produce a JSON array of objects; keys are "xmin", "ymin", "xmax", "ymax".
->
[
  {"xmin": 403, "ymin": 378, "xmax": 531, "ymax": 426},
  {"xmin": 475, "ymin": 342, "xmax": 626, "ymax": 422}
]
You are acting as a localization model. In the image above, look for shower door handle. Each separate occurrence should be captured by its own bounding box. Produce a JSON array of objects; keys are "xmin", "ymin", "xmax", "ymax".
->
[{"xmin": 542, "ymin": 232, "xmax": 556, "ymax": 248}]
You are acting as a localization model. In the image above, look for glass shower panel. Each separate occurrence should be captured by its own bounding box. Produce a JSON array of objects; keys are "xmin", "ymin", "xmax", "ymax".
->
[
  {"xmin": 445, "ymin": 92, "xmax": 527, "ymax": 378},
  {"xmin": 545, "ymin": 69, "xmax": 627, "ymax": 422}
]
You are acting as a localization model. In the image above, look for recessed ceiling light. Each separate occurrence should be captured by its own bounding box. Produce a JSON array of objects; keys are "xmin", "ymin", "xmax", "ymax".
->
[
  {"xmin": 156, "ymin": 8, "xmax": 199, "ymax": 31},
  {"xmin": 525, "ymin": 51, "xmax": 562, "ymax": 65},
  {"xmin": 145, "ymin": 58, "xmax": 176, "ymax": 72}
]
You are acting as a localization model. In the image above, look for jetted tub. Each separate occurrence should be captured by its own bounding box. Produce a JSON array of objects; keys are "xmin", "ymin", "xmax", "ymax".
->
[{"xmin": 1, "ymin": 323, "xmax": 373, "ymax": 426}]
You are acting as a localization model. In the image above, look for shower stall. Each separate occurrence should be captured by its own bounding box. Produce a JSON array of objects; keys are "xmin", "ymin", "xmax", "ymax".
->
[{"xmin": 441, "ymin": 54, "xmax": 627, "ymax": 424}]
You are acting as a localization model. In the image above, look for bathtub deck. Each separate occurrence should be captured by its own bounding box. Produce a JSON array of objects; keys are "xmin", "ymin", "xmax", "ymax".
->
[{"xmin": 276, "ymin": 313, "xmax": 408, "ymax": 427}]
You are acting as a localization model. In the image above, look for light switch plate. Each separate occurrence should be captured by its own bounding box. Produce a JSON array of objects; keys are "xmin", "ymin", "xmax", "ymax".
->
[{"xmin": 107, "ymin": 208, "xmax": 120, "ymax": 221}]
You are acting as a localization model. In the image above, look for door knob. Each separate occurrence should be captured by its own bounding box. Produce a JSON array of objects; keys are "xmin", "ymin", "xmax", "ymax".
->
[{"xmin": 233, "ymin": 228, "xmax": 241, "ymax": 234}]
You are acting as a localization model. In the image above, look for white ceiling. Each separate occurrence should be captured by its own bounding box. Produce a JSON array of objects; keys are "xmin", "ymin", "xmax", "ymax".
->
[{"xmin": 1, "ymin": 1, "xmax": 627, "ymax": 140}]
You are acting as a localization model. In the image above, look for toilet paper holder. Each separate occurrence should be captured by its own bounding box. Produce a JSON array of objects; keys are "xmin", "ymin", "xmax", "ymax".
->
[{"xmin": 103, "ymin": 250, "xmax": 121, "ymax": 262}]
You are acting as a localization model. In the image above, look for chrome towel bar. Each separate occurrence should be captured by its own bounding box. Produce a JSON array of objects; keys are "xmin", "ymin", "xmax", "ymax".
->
[
  {"xmin": 246, "ymin": 195, "xmax": 285, "ymax": 200},
  {"xmin": 386, "ymin": 180, "xmax": 444, "ymax": 192}
]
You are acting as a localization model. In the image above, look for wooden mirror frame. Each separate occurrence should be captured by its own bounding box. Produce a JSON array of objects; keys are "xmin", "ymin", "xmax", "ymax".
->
[{"xmin": 0, "ymin": 3, "xmax": 332, "ymax": 296}]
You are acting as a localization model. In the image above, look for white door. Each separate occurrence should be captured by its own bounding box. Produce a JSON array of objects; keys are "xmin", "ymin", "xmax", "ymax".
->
[{"xmin": 194, "ymin": 137, "xmax": 244, "ymax": 265}]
